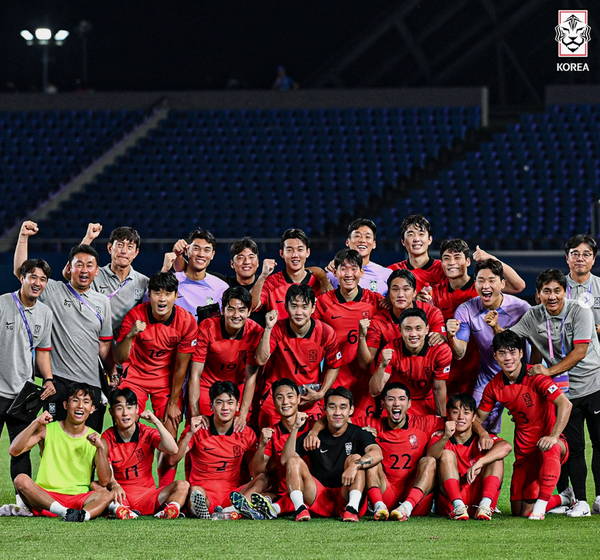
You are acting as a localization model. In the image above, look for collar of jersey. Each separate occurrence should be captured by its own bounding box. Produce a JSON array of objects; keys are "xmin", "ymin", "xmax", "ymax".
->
[
  {"xmin": 389, "ymin": 302, "xmax": 418, "ymax": 325},
  {"xmin": 285, "ymin": 317, "xmax": 316, "ymax": 338},
  {"xmin": 209, "ymin": 415, "xmax": 234, "ymax": 436},
  {"xmin": 405, "ymin": 256, "xmax": 434, "ymax": 271},
  {"xmin": 283, "ymin": 269, "xmax": 312, "ymax": 285},
  {"xmin": 401, "ymin": 337, "xmax": 429, "ymax": 357},
  {"xmin": 567, "ymin": 272, "xmax": 593, "ymax": 288},
  {"xmin": 334, "ymin": 286, "xmax": 363, "ymax": 304},
  {"xmin": 220, "ymin": 315, "xmax": 245, "ymax": 340},
  {"xmin": 448, "ymin": 276, "xmax": 474, "ymax": 294},
  {"xmin": 113, "ymin": 423, "xmax": 140, "ymax": 444},
  {"xmin": 107, "ymin": 264, "xmax": 133, "ymax": 281},
  {"xmin": 502, "ymin": 362, "xmax": 528, "ymax": 386},
  {"xmin": 449, "ymin": 432, "xmax": 475, "ymax": 446},
  {"xmin": 146, "ymin": 302, "xmax": 176, "ymax": 326},
  {"xmin": 384, "ymin": 415, "xmax": 410, "ymax": 431}
]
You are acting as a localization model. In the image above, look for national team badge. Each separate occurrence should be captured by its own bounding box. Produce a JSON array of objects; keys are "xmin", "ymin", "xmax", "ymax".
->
[
  {"xmin": 522, "ymin": 393, "xmax": 533, "ymax": 408},
  {"xmin": 309, "ymin": 350, "xmax": 318, "ymax": 362},
  {"xmin": 136, "ymin": 449, "xmax": 145, "ymax": 461},
  {"xmin": 564, "ymin": 322, "xmax": 574, "ymax": 334},
  {"xmin": 594, "ymin": 297, "xmax": 600, "ymax": 308},
  {"xmin": 206, "ymin": 297, "xmax": 214, "ymax": 305},
  {"xmin": 409, "ymin": 434, "xmax": 418, "ymax": 449},
  {"xmin": 95, "ymin": 306, "xmax": 102, "ymax": 316},
  {"xmin": 345, "ymin": 442, "xmax": 353, "ymax": 456},
  {"xmin": 369, "ymin": 280, "xmax": 378, "ymax": 292},
  {"xmin": 134, "ymin": 288, "xmax": 143, "ymax": 300},
  {"xmin": 170, "ymin": 336, "xmax": 178, "ymax": 345},
  {"xmin": 362, "ymin": 311, "xmax": 370, "ymax": 319},
  {"xmin": 555, "ymin": 11, "xmax": 591, "ymax": 57},
  {"xmin": 34, "ymin": 325, "xmax": 41, "ymax": 336},
  {"xmin": 238, "ymin": 350, "xmax": 247, "ymax": 360},
  {"xmin": 233, "ymin": 446, "xmax": 242, "ymax": 457}
]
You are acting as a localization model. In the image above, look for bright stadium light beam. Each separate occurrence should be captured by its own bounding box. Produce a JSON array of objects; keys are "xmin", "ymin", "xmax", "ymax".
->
[
  {"xmin": 20, "ymin": 30, "xmax": 34, "ymax": 41},
  {"xmin": 35, "ymin": 28, "xmax": 52, "ymax": 41},
  {"xmin": 54, "ymin": 29, "xmax": 69, "ymax": 41}
]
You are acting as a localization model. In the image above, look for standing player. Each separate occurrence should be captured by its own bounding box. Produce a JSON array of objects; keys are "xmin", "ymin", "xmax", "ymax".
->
[
  {"xmin": 9, "ymin": 383, "xmax": 114, "ymax": 521},
  {"xmin": 102, "ymin": 388, "xmax": 189, "ymax": 519},
  {"xmin": 428, "ymin": 393, "xmax": 512, "ymax": 521},
  {"xmin": 281, "ymin": 387, "xmax": 383, "ymax": 522},
  {"xmin": 315, "ymin": 249, "xmax": 382, "ymax": 416},
  {"xmin": 371, "ymin": 308, "xmax": 452, "ymax": 416},
  {"xmin": 189, "ymin": 286, "xmax": 263, "ymax": 428},
  {"xmin": 477, "ymin": 331, "xmax": 573, "ymax": 519},
  {"xmin": 254, "ymin": 284, "xmax": 342, "ymax": 428}
]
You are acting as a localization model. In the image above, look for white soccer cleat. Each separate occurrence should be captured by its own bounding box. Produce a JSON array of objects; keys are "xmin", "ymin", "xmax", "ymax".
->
[
  {"xmin": 548, "ymin": 487, "xmax": 575, "ymax": 514},
  {"xmin": 390, "ymin": 502, "xmax": 411, "ymax": 522},
  {"xmin": 566, "ymin": 500, "xmax": 591, "ymax": 518},
  {"xmin": 592, "ymin": 495, "xmax": 600, "ymax": 514}
]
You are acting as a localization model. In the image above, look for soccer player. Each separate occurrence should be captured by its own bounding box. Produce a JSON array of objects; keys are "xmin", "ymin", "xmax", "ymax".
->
[
  {"xmin": 477, "ymin": 331, "xmax": 573, "ymax": 520},
  {"xmin": 251, "ymin": 228, "xmax": 324, "ymax": 320},
  {"xmin": 0, "ymin": 259, "xmax": 54, "ymax": 493},
  {"xmin": 428, "ymin": 393, "xmax": 512, "ymax": 521},
  {"xmin": 168, "ymin": 381, "xmax": 259, "ymax": 518},
  {"xmin": 254, "ymin": 284, "xmax": 342, "ymax": 429},
  {"xmin": 14, "ymin": 221, "xmax": 113, "ymax": 433},
  {"xmin": 102, "ymin": 388, "xmax": 189, "ymax": 519},
  {"xmin": 353, "ymin": 382, "xmax": 443, "ymax": 521},
  {"xmin": 9, "ymin": 382, "xmax": 113, "ymax": 521},
  {"xmin": 315, "ymin": 249, "xmax": 382, "ymax": 416},
  {"xmin": 189, "ymin": 286, "xmax": 263, "ymax": 428},
  {"xmin": 326, "ymin": 219, "xmax": 391, "ymax": 296},
  {"xmin": 115, "ymin": 272, "xmax": 197, "ymax": 437},
  {"xmin": 281, "ymin": 387, "xmax": 383, "ymax": 522},
  {"xmin": 446, "ymin": 259, "xmax": 530, "ymax": 433},
  {"xmin": 358, "ymin": 269, "xmax": 446, "ymax": 370},
  {"xmin": 498, "ymin": 269, "xmax": 600, "ymax": 517},
  {"xmin": 371, "ymin": 308, "xmax": 452, "ymax": 416}
]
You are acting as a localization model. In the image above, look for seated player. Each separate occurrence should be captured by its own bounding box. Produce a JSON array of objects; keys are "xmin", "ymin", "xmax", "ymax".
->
[
  {"xmin": 168, "ymin": 381, "xmax": 260, "ymax": 519},
  {"xmin": 352, "ymin": 382, "xmax": 443, "ymax": 521},
  {"xmin": 9, "ymin": 383, "xmax": 113, "ymax": 522},
  {"xmin": 254, "ymin": 284, "xmax": 342, "ymax": 428},
  {"xmin": 102, "ymin": 389, "xmax": 190, "ymax": 519},
  {"xmin": 358, "ymin": 269, "xmax": 445, "ymax": 370},
  {"xmin": 477, "ymin": 331, "xmax": 573, "ymax": 520},
  {"xmin": 281, "ymin": 387, "xmax": 383, "ymax": 522},
  {"xmin": 315, "ymin": 249, "xmax": 382, "ymax": 416},
  {"xmin": 371, "ymin": 308, "xmax": 452, "ymax": 416},
  {"xmin": 428, "ymin": 393, "xmax": 512, "ymax": 521}
]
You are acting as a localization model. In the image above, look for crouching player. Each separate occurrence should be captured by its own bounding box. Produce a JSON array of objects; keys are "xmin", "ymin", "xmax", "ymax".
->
[
  {"xmin": 101, "ymin": 389, "xmax": 189, "ymax": 519},
  {"xmin": 428, "ymin": 393, "xmax": 511, "ymax": 520},
  {"xmin": 281, "ymin": 387, "xmax": 382, "ymax": 522},
  {"xmin": 477, "ymin": 331, "xmax": 573, "ymax": 519},
  {"xmin": 9, "ymin": 383, "xmax": 113, "ymax": 521}
]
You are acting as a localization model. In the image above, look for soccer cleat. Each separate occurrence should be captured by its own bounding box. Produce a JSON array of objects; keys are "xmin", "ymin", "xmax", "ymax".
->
[
  {"xmin": 154, "ymin": 503, "xmax": 180, "ymax": 519},
  {"xmin": 342, "ymin": 506, "xmax": 359, "ymax": 523},
  {"xmin": 251, "ymin": 493, "xmax": 277, "ymax": 520},
  {"xmin": 566, "ymin": 500, "xmax": 591, "ymax": 517},
  {"xmin": 475, "ymin": 504, "xmax": 492, "ymax": 521},
  {"xmin": 373, "ymin": 504, "xmax": 389, "ymax": 521},
  {"xmin": 190, "ymin": 490, "xmax": 211, "ymax": 519},
  {"xmin": 528, "ymin": 511, "xmax": 545, "ymax": 521},
  {"xmin": 115, "ymin": 505, "xmax": 138, "ymax": 520},
  {"xmin": 62, "ymin": 508, "xmax": 87, "ymax": 522},
  {"xmin": 230, "ymin": 491, "xmax": 264, "ymax": 520},
  {"xmin": 593, "ymin": 495, "xmax": 600, "ymax": 514},
  {"xmin": 450, "ymin": 503, "xmax": 469, "ymax": 521},
  {"xmin": 295, "ymin": 505, "xmax": 311, "ymax": 522},
  {"xmin": 390, "ymin": 502, "xmax": 411, "ymax": 522}
]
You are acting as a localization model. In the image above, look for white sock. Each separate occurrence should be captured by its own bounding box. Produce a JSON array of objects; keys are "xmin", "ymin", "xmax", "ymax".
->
[
  {"xmin": 561, "ymin": 493, "xmax": 571, "ymax": 506},
  {"xmin": 400, "ymin": 500, "xmax": 414, "ymax": 515},
  {"xmin": 374, "ymin": 500, "xmax": 387, "ymax": 511},
  {"xmin": 15, "ymin": 494, "xmax": 26, "ymax": 509},
  {"xmin": 290, "ymin": 490, "xmax": 305, "ymax": 511},
  {"xmin": 49, "ymin": 501, "xmax": 68, "ymax": 517},
  {"xmin": 223, "ymin": 505, "xmax": 237, "ymax": 513},
  {"xmin": 479, "ymin": 497, "xmax": 492, "ymax": 509},
  {"xmin": 108, "ymin": 501, "xmax": 119, "ymax": 514},
  {"xmin": 348, "ymin": 490, "xmax": 362, "ymax": 511},
  {"xmin": 273, "ymin": 502, "xmax": 281, "ymax": 514},
  {"xmin": 84, "ymin": 510, "xmax": 91, "ymax": 521},
  {"xmin": 452, "ymin": 499, "xmax": 466, "ymax": 510},
  {"xmin": 532, "ymin": 499, "xmax": 548, "ymax": 516}
]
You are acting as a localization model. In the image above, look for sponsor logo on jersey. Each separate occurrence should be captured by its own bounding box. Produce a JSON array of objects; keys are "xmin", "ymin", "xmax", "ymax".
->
[
  {"xmin": 34, "ymin": 324, "xmax": 41, "ymax": 336},
  {"xmin": 409, "ymin": 434, "xmax": 418, "ymax": 449},
  {"xmin": 5, "ymin": 321, "xmax": 14, "ymax": 330},
  {"xmin": 522, "ymin": 392, "xmax": 533, "ymax": 407},
  {"xmin": 345, "ymin": 442, "xmax": 353, "ymax": 456},
  {"xmin": 191, "ymin": 339, "xmax": 197, "ymax": 346}
]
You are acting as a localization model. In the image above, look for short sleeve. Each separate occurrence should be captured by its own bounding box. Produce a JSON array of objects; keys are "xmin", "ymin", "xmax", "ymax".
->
[
  {"xmin": 366, "ymin": 317, "xmax": 384, "ymax": 349},
  {"xmin": 535, "ymin": 376, "xmax": 563, "ymax": 404},
  {"xmin": 117, "ymin": 307, "xmax": 137, "ymax": 343},
  {"xmin": 356, "ymin": 426, "xmax": 377, "ymax": 454},
  {"xmin": 434, "ymin": 344, "xmax": 452, "ymax": 380},
  {"xmin": 428, "ymin": 305, "xmax": 446, "ymax": 334},
  {"xmin": 478, "ymin": 380, "xmax": 497, "ymax": 412},
  {"xmin": 269, "ymin": 321, "xmax": 284, "ymax": 354},
  {"xmin": 508, "ymin": 311, "xmax": 533, "ymax": 340},
  {"xmin": 36, "ymin": 308, "xmax": 53, "ymax": 350},
  {"xmin": 572, "ymin": 304, "xmax": 594, "ymax": 344},
  {"xmin": 177, "ymin": 312, "xmax": 198, "ymax": 354},
  {"xmin": 244, "ymin": 322, "xmax": 264, "ymax": 366},
  {"xmin": 192, "ymin": 321, "xmax": 211, "ymax": 363},
  {"xmin": 99, "ymin": 298, "xmax": 113, "ymax": 340},
  {"xmin": 454, "ymin": 303, "xmax": 471, "ymax": 343},
  {"xmin": 322, "ymin": 326, "xmax": 342, "ymax": 369}
]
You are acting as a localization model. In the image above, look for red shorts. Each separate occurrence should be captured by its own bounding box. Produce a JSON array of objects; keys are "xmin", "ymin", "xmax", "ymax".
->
[
  {"xmin": 190, "ymin": 480, "xmax": 245, "ymax": 514},
  {"xmin": 258, "ymin": 397, "xmax": 322, "ymax": 430},
  {"xmin": 436, "ymin": 475, "xmax": 501, "ymax": 517},
  {"xmin": 119, "ymin": 379, "xmax": 180, "ymax": 421},
  {"xmin": 510, "ymin": 437, "xmax": 569, "ymax": 502},
  {"xmin": 32, "ymin": 489, "xmax": 95, "ymax": 517},
  {"xmin": 307, "ymin": 477, "xmax": 368, "ymax": 518},
  {"xmin": 121, "ymin": 486, "xmax": 163, "ymax": 516}
]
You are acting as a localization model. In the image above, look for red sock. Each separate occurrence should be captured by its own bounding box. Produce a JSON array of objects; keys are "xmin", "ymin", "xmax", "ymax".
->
[
  {"xmin": 405, "ymin": 487, "xmax": 424, "ymax": 508},
  {"xmin": 539, "ymin": 444, "xmax": 562, "ymax": 501},
  {"xmin": 158, "ymin": 466, "xmax": 176, "ymax": 487},
  {"xmin": 367, "ymin": 486, "xmax": 384, "ymax": 506},
  {"xmin": 545, "ymin": 494, "xmax": 563, "ymax": 511},
  {"xmin": 482, "ymin": 475, "xmax": 501, "ymax": 502},
  {"xmin": 443, "ymin": 478, "xmax": 461, "ymax": 503},
  {"xmin": 275, "ymin": 495, "xmax": 294, "ymax": 514}
]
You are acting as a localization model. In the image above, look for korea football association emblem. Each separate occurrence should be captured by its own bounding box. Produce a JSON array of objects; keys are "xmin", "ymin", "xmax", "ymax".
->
[
  {"xmin": 134, "ymin": 288, "xmax": 143, "ymax": 300},
  {"xmin": 345, "ymin": 442, "xmax": 353, "ymax": 456},
  {"xmin": 409, "ymin": 434, "xmax": 418, "ymax": 450},
  {"xmin": 555, "ymin": 11, "xmax": 591, "ymax": 57},
  {"xmin": 369, "ymin": 280, "xmax": 378, "ymax": 292}
]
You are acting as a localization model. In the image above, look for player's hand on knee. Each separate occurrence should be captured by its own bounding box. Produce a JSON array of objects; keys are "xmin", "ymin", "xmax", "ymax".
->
[
  {"xmin": 20, "ymin": 221, "xmax": 39, "ymax": 237},
  {"xmin": 165, "ymin": 402, "xmax": 182, "ymax": 427},
  {"xmin": 537, "ymin": 435, "xmax": 558, "ymax": 453},
  {"xmin": 466, "ymin": 461, "xmax": 482, "ymax": 484},
  {"xmin": 110, "ymin": 482, "xmax": 127, "ymax": 504},
  {"xmin": 342, "ymin": 464, "xmax": 358, "ymax": 486}
]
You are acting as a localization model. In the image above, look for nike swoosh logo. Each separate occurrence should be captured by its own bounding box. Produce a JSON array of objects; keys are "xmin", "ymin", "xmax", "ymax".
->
[
  {"xmin": 331, "ymin": 315, "xmax": 342, "ymax": 320},
  {"xmin": 203, "ymin": 447, "xmax": 215, "ymax": 451},
  {"xmin": 319, "ymin": 448, "xmax": 328, "ymax": 453},
  {"xmin": 140, "ymin": 338, "xmax": 153, "ymax": 342},
  {"xmin": 276, "ymin": 300, "xmax": 285, "ymax": 304},
  {"xmin": 441, "ymin": 307, "xmax": 451, "ymax": 311},
  {"xmin": 595, "ymin": 411, "xmax": 600, "ymax": 415},
  {"xmin": 111, "ymin": 460, "xmax": 123, "ymax": 463}
]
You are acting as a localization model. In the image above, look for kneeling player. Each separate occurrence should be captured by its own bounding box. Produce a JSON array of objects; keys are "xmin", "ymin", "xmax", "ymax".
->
[
  {"xmin": 281, "ymin": 387, "xmax": 382, "ymax": 522},
  {"xmin": 478, "ymin": 331, "xmax": 573, "ymax": 520},
  {"xmin": 102, "ymin": 389, "xmax": 189, "ymax": 519},
  {"xmin": 428, "ymin": 393, "xmax": 511, "ymax": 521}
]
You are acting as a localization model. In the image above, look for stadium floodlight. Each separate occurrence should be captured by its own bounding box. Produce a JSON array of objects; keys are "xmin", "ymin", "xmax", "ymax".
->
[
  {"xmin": 35, "ymin": 28, "xmax": 52, "ymax": 41},
  {"xmin": 20, "ymin": 27, "xmax": 70, "ymax": 92},
  {"xmin": 54, "ymin": 30, "xmax": 69, "ymax": 42},
  {"xmin": 20, "ymin": 30, "xmax": 34, "ymax": 42}
]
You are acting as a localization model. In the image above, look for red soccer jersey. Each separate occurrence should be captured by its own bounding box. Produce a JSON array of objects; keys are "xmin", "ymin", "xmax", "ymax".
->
[
  {"xmin": 431, "ymin": 277, "xmax": 478, "ymax": 321},
  {"xmin": 352, "ymin": 415, "xmax": 443, "ymax": 493},
  {"xmin": 387, "ymin": 257, "xmax": 446, "ymax": 293},
  {"xmin": 479, "ymin": 364, "xmax": 562, "ymax": 461},
  {"xmin": 118, "ymin": 303, "xmax": 197, "ymax": 388},
  {"xmin": 102, "ymin": 423, "xmax": 162, "ymax": 490},
  {"xmin": 259, "ymin": 270, "xmax": 322, "ymax": 319},
  {"xmin": 381, "ymin": 338, "xmax": 452, "ymax": 401},
  {"xmin": 192, "ymin": 316, "xmax": 263, "ymax": 387},
  {"xmin": 183, "ymin": 418, "xmax": 257, "ymax": 487}
]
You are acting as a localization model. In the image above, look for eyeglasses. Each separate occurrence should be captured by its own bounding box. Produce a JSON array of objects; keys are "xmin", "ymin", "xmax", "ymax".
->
[{"xmin": 568, "ymin": 251, "xmax": 594, "ymax": 260}]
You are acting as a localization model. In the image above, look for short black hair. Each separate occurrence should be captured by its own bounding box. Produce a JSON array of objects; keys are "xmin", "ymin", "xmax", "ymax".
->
[
  {"xmin": 285, "ymin": 284, "xmax": 316, "ymax": 308},
  {"xmin": 222, "ymin": 286, "xmax": 252, "ymax": 310},
  {"xmin": 474, "ymin": 258, "xmax": 505, "ymax": 281},
  {"xmin": 535, "ymin": 269, "xmax": 567, "ymax": 293},
  {"xmin": 109, "ymin": 388, "xmax": 138, "ymax": 407},
  {"xmin": 272, "ymin": 378, "xmax": 299, "ymax": 400},
  {"xmin": 187, "ymin": 228, "xmax": 217, "ymax": 248},
  {"xmin": 347, "ymin": 218, "xmax": 377, "ymax": 238},
  {"xmin": 280, "ymin": 228, "xmax": 310, "ymax": 251},
  {"xmin": 334, "ymin": 248, "xmax": 363, "ymax": 270},
  {"xmin": 19, "ymin": 258, "xmax": 51, "ymax": 279},
  {"xmin": 66, "ymin": 382, "xmax": 95, "ymax": 401},
  {"xmin": 439, "ymin": 239, "xmax": 470, "ymax": 260},
  {"xmin": 209, "ymin": 380, "xmax": 240, "ymax": 403},
  {"xmin": 68, "ymin": 244, "xmax": 99, "ymax": 266},
  {"xmin": 148, "ymin": 271, "xmax": 178, "ymax": 293},
  {"xmin": 492, "ymin": 330, "xmax": 523, "ymax": 353},
  {"xmin": 400, "ymin": 214, "xmax": 432, "ymax": 238},
  {"xmin": 387, "ymin": 269, "xmax": 417, "ymax": 291},
  {"xmin": 109, "ymin": 227, "xmax": 141, "ymax": 249},
  {"xmin": 230, "ymin": 237, "xmax": 259, "ymax": 260},
  {"xmin": 324, "ymin": 386, "xmax": 354, "ymax": 408},
  {"xmin": 565, "ymin": 234, "xmax": 597, "ymax": 257},
  {"xmin": 399, "ymin": 307, "xmax": 428, "ymax": 326},
  {"xmin": 447, "ymin": 393, "xmax": 477, "ymax": 413},
  {"xmin": 381, "ymin": 381, "xmax": 411, "ymax": 400}
]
